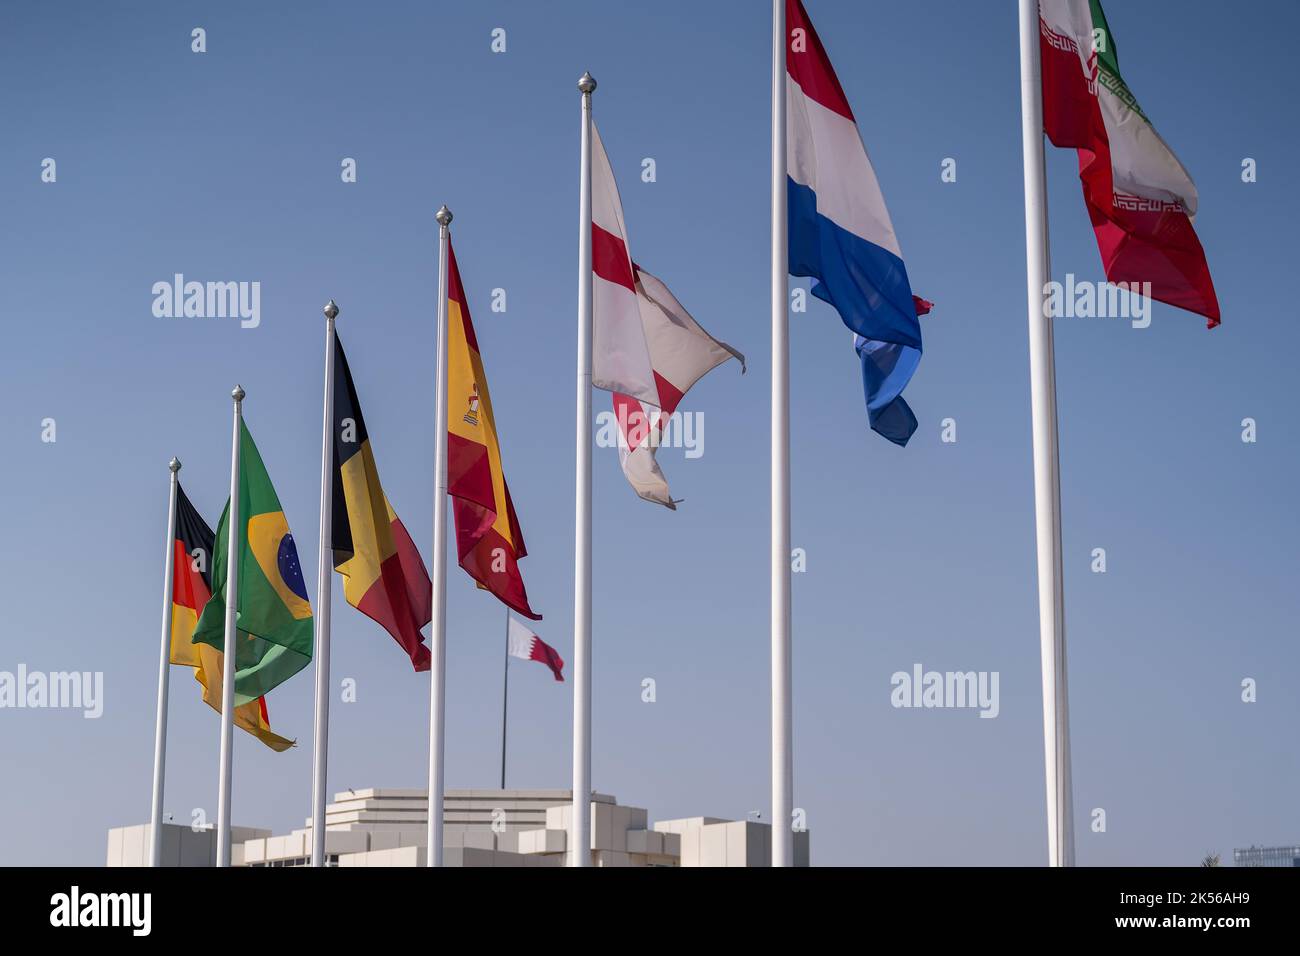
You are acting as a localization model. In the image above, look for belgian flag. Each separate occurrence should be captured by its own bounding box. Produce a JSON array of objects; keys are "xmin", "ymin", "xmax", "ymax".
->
[
  {"xmin": 170, "ymin": 482, "xmax": 293, "ymax": 751},
  {"xmin": 445, "ymin": 238, "xmax": 541, "ymax": 620},
  {"xmin": 331, "ymin": 330, "xmax": 433, "ymax": 670}
]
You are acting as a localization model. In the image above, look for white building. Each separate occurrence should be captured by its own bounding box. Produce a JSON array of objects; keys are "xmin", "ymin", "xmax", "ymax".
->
[{"xmin": 108, "ymin": 788, "xmax": 811, "ymax": 867}]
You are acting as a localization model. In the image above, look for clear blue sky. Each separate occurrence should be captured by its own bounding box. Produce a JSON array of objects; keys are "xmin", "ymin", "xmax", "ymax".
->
[{"xmin": 0, "ymin": 0, "xmax": 1295, "ymax": 866}]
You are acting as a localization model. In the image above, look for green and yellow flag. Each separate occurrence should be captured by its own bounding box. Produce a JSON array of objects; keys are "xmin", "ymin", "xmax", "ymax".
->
[
  {"xmin": 171, "ymin": 481, "xmax": 294, "ymax": 750},
  {"xmin": 193, "ymin": 418, "xmax": 313, "ymax": 705}
]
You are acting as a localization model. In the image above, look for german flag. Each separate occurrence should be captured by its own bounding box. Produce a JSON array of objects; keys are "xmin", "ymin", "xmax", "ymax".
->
[
  {"xmin": 445, "ymin": 238, "xmax": 541, "ymax": 620},
  {"xmin": 331, "ymin": 330, "xmax": 433, "ymax": 671},
  {"xmin": 170, "ymin": 483, "xmax": 293, "ymax": 752}
]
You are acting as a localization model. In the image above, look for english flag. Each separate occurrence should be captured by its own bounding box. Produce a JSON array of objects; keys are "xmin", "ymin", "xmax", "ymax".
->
[
  {"xmin": 507, "ymin": 615, "xmax": 564, "ymax": 682},
  {"xmin": 590, "ymin": 121, "xmax": 744, "ymax": 507},
  {"xmin": 1038, "ymin": 0, "xmax": 1218, "ymax": 326}
]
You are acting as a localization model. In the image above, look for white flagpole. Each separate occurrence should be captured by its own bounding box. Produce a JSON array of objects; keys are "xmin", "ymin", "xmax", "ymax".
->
[
  {"xmin": 216, "ymin": 384, "xmax": 244, "ymax": 868},
  {"xmin": 426, "ymin": 205, "xmax": 453, "ymax": 867},
  {"xmin": 500, "ymin": 608, "xmax": 510, "ymax": 791},
  {"xmin": 1017, "ymin": 0, "xmax": 1075, "ymax": 867},
  {"xmin": 311, "ymin": 299, "xmax": 339, "ymax": 867},
  {"xmin": 770, "ymin": 0, "xmax": 793, "ymax": 868},
  {"xmin": 571, "ymin": 70, "xmax": 596, "ymax": 868},
  {"xmin": 149, "ymin": 456, "xmax": 181, "ymax": 867}
]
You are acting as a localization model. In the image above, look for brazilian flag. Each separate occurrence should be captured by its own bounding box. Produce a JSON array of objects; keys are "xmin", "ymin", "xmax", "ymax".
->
[{"xmin": 192, "ymin": 418, "xmax": 313, "ymax": 704}]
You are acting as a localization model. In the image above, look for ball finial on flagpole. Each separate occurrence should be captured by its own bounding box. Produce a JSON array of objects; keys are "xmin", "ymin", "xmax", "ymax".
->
[
  {"xmin": 435, "ymin": 205, "xmax": 453, "ymax": 227},
  {"xmin": 324, "ymin": 299, "xmax": 339, "ymax": 321},
  {"xmin": 578, "ymin": 71, "xmax": 596, "ymax": 94},
  {"xmin": 168, "ymin": 457, "xmax": 181, "ymax": 473},
  {"xmin": 232, "ymin": 384, "xmax": 245, "ymax": 403}
]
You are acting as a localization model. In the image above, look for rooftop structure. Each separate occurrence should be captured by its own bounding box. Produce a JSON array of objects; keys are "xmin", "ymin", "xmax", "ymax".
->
[{"xmin": 108, "ymin": 788, "xmax": 811, "ymax": 867}]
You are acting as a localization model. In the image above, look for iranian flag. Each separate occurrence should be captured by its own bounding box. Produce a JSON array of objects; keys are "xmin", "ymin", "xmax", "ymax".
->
[{"xmin": 1039, "ymin": 0, "xmax": 1219, "ymax": 327}]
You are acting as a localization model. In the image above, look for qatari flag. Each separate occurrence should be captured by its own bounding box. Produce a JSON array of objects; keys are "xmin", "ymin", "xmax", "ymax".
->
[{"xmin": 507, "ymin": 616, "xmax": 564, "ymax": 682}]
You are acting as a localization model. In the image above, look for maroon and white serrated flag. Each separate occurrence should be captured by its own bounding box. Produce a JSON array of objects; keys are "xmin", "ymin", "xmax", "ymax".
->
[{"xmin": 507, "ymin": 616, "xmax": 565, "ymax": 682}]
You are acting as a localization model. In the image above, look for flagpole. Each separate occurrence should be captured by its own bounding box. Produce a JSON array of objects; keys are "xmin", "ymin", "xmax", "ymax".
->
[
  {"xmin": 1017, "ymin": 0, "xmax": 1075, "ymax": 867},
  {"xmin": 500, "ymin": 607, "xmax": 509, "ymax": 791},
  {"xmin": 149, "ymin": 456, "xmax": 181, "ymax": 867},
  {"xmin": 310, "ymin": 299, "xmax": 339, "ymax": 867},
  {"xmin": 215, "ymin": 384, "xmax": 244, "ymax": 868},
  {"xmin": 427, "ymin": 205, "xmax": 452, "ymax": 867},
  {"xmin": 572, "ymin": 69, "xmax": 596, "ymax": 868},
  {"xmin": 769, "ymin": 0, "xmax": 794, "ymax": 868}
]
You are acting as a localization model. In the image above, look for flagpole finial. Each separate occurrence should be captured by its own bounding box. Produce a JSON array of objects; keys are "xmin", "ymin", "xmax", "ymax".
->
[
  {"xmin": 231, "ymin": 384, "xmax": 245, "ymax": 403},
  {"xmin": 324, "ymin": 299, "xmax": 339, "ymax": 321},
  {"xmin": 578, "ymin": 71, "xmax": 596, "ymax": 94},
  {"xmin": 169, "ymin": 457, "xmax": 181, "ymax": 473},
  {"xmin": 435, "ymin": 205, "xmax": 453, "ymax": 227}
]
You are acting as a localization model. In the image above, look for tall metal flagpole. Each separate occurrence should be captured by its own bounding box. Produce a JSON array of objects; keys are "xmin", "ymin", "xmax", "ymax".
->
[
  {"xmin": 311, "ymin": 299, "xmax": 339, "ymax": 867},
  {"xmin": 216, "ymin": 385, "xmax": 244, "ymax": 868},
  {"xmin": 500, "ymin": 607, "xmax": 509, "ymax": 790},
  {"xmin": 770, "ymin": 0, "xmax": 794, "ymax": 868},
  {"xmin": 426, "ymin": 205, "xmax": 453, "ymax": 867},
  {"xmin": 571, "ymin": 70, "xmax": 596, "ymax": 868},
  {"xmin": 1017, "ymin": 0, "xmax": 1074, "ymax": 867},
  {"xmin": 149, "ymin": 456, "xmax": 181, "ymax": 867}
]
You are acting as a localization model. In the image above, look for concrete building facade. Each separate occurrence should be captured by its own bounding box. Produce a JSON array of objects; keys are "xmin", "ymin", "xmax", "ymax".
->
[{"xmin": 108, "ymin": 788, "xmax": 811, "ymax": 867}]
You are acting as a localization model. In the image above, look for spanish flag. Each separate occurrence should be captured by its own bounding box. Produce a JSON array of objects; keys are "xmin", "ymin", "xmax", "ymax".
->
[
  {"xmin": 170, "ymin": 482, "xmax": 293, "ymax": 751},
  {"xmin": 192, "ymin": 419, "xmax": 314, "ymax": 702},
  {"xmin": 331, "ymin": 330, "xmax": 432, "ymax": 671},
  {"xmin": 446, "ymin": 239, "xmax": 541, "ymax": 620}
]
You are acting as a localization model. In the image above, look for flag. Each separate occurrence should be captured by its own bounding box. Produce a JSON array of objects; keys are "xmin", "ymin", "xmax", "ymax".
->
[
  {"xmin": 1038, "ymin": 0, "xmax": 1218, "ymax": 327},
  {"xmin": 192, "ymin": 419, "xmax": 314, "ymax": 704},
  {"xmin": 507, "ymin": 616, "xmax": 565, "ymax": 682},
  {"xmin": 170, "ymin": 482, "xmax": 292, "ymax": 751},
  {"xmin": 168, "ymin": 482, "xmax": 214, "ymax": 672},
  {"xmin": 611, "ymin": 391, "xmax": 675, "ymax": 509},
  {"xmin": 590, "ymin": 121, "xmax": 657, "ymax": 406},
  {"xmin": 331, "ymin": 330, "xmax": 432, "ymax": 671},
  {"xmin": 786, "ymin": 0, "xmax": 930, "ymax": 446},
  {"xmin": 590, "ymin": 122, "xmax": 745, "ymax": 506},
  {"xmin": 445, "ymin": 238, "xmax": 541, "ymax": 620}
]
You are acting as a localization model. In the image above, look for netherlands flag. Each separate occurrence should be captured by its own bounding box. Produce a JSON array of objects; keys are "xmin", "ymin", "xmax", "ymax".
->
[{"xmin": 786, "ymin": 0, "xmax": 931, "ymax": 446}]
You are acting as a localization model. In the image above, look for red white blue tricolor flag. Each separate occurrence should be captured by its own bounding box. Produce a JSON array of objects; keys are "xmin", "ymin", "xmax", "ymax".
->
[
  {"xmin": 1038, "ymin": 0, "xmax": 1219, "ymax": 327},
  {"xmin": 786, "ymin": 0, "xmax": 931, "ymax": 446}
]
